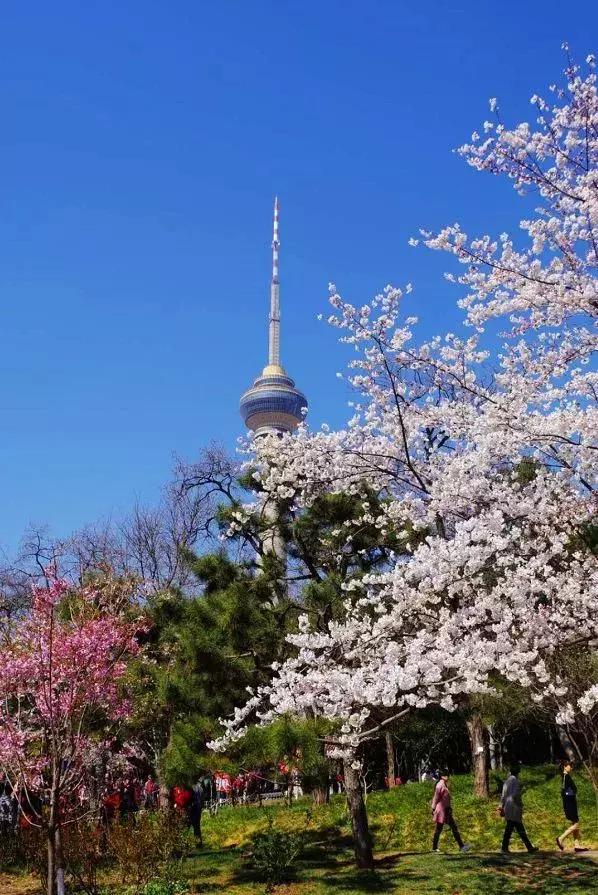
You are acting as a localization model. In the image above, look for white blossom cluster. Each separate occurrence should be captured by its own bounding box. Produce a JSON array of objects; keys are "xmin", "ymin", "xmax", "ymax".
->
[{"xmin": 210, "ymin": 57, "xmax": 598, "ymax": 754}]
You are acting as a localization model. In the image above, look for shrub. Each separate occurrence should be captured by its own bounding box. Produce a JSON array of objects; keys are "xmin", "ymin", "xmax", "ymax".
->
[
  {"xmin": 20, "ymin": 826, "xmax": 49, "ymax": 891},
  {"xmin": 0, "ymin": 827, "xmax": 28, "ymax": 871},
  {"xmin": 139, "ymin": 881, "xmax": 190, "ymax": 895},
  {"xmin": 63, "ymin": 820, "xmax": 105, "ymax": 895},
  {"xmin": 19, "ymin": 820, "xmax": 107, "ymax": 895},
  {"xmin": 107, "ymin": 811, "xmax": 194, "ymax": 894},
  {"xmin": 250, "ymin": 815, "xmax": 303, "ymax": 891}
]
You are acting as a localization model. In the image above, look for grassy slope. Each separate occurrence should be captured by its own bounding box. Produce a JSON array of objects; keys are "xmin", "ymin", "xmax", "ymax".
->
[
  {"xmin": 202, "ymin": 766, "xmax": 598, "ymax": 852},
  {"xmin": 1, "ymin": 768, "xmax": 596, "ymax": 894},
  {"xmin": 189, "ymin": 767, "xmax": 598, "ymax": 894}
]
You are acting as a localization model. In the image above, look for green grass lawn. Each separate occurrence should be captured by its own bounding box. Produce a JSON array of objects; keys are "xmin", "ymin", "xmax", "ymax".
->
[
  {"xmin": 1, "ymin": 767, "xmax": 596, "ymax": 894},
  {"xmin": 186, "ymin": 766, "xmax": 598, "ymax": 894}
]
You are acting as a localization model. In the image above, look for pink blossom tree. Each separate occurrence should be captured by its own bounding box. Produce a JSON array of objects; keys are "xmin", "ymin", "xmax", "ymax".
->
[
  {"xmin": 0, "ymin": 575, "xmax": 142, "ymax": 895},
  {"xmin": 212, "ymin": 54, "xmax": 597, "ymax": 869}
]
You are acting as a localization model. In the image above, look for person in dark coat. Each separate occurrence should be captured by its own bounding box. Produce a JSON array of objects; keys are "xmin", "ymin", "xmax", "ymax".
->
[
  {"xmin": 431, "ymin": 770, "xmax": 471, "ymax": 853},
  {"xmin": 190, "ymin": 781, "xmax": 204, "ymax": 845},
  {"xmin": 556, "ymin": 761, "xmax": 587, "ymax": 852},
  {"xmin": 500, "ymin": 763, "xmax": 538, "ymax": 854}
]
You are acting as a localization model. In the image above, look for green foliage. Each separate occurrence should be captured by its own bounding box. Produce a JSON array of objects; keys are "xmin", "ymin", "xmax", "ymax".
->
[
  {"xmin": 123, "ymin": 545, "xmax": 296, "ymax": 787},
  {"xmin": 290, "ymin": 491, "xmax": 416, "ymax": 586},
  {"xmin": 514, "ymin": 457, "xmax": 539, "ymax": 485},
  {"xmin": 158, "ymin": 551, "xmax": 294, "ymax": 785},
  {"xmin": 384, "ymin": 706, "xmax": 470, "ymax": 776},
  {"xmin": 224, "ymin": 716, "xmax": 332, "ymax": 795},
  {"xmin": 136, "ymin": 881, "xmax": 189, "ymax": 895},
  {"xmin": 571, "ymin": 520, "xmax": 598, "ymax": 556},
  {"xmin": 250, "ymin": 814, "xmax": 303, "ymax": 891}
]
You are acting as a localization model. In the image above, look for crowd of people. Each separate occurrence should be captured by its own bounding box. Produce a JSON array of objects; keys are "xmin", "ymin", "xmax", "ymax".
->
[
  {"xmin": 430, "ymin": 761, "xmax": 589, "ymax": 854},
  {"xmin": 99, "ymin": 758, "xmax": 590, "ymax": 855}
]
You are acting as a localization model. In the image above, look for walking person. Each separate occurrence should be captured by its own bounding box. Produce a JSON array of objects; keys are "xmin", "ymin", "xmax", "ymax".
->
[
  {"xmin": 500, "ymin": 763, "xmax": 538, "ymax": 854},
  {"xmin": 431, "ymin": 770, "xmax": 471, "ymax": 853},
  {"xmin": 556, "ymin": 761, "xmax": 588, "ymax": 853},
  {"xmin": 190, "ymin": 780, "xmax": 204, "ymax": 846}
]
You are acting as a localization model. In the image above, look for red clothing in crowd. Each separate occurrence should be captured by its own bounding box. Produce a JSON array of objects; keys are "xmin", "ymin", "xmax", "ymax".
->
[
  {"xmin": 385, "ymin": 776, "xmax": 404, "ymax": 787},
  {"xmin": 172, "ymin": 785, "xmax": 192, "ymax": 811},
  {"xmin": 214, "ymin": 772, "xmax": 232, "ymax": 795}
]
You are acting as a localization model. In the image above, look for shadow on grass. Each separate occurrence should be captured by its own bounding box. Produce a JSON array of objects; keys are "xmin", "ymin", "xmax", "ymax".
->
[
  {"xmin": 188, "ymin": 828, "xmax": 598, "ymax": 895},
  {"xmin": 301, "ymin": 853, "xmax": 595, "ymax": 895},
  {"xmin": 214, "ymin": 824, "xmax": 356, "ymax": 891}
]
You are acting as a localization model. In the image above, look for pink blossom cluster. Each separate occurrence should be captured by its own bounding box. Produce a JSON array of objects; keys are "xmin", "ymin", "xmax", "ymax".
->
[{"xmin": 0, "ymin": 576, "xmax": 141, "ymax": 818}]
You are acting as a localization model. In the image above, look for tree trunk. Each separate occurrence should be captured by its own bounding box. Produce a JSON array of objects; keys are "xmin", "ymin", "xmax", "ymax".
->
[
  {"xmin": 311, "ymin": 784, "xmax": 329, "ymax": 805},
  {"xmin": 45, "ymin": 826, "xmax": 65, "ymax": 895},
  {"xmin": 385, "ymin": 731, "xmax": 396, "ymax": 788},
  {"xmin": 556, "ymin": 725, "xmax": 576, "ymax": 763},
  {"xmin": 342, "ymin": 757, "xmax": 374, "ymax": 870},
  {"xmin": 55, "ymin": 827, "xmax": 65, "ymax": 895},
  {"xmin": 158, "ymin": 724, "xmax": 173, "ymax": 810},
  {"xmin": 47, "ymin": 763, "xmax": 60, "ymax": 895},
  {"xmin": 487, "ymin": 724, "xmax": 498, "ymax": 771},
  {"xmin": 466, "ymin": 712, "xmax": 489, "ymax": 798},
  {"xmin": 47, "ymin": 828, "xmax": 55, "ymax": 895}
]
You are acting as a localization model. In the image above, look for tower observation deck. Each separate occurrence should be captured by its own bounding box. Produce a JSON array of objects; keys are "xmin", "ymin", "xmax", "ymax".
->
[{"xmin": 240, "ymin": 198, "xmax": 308, "ymax": 436}]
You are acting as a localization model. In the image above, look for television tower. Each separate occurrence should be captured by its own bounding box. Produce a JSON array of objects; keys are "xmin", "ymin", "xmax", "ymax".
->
[
  {"xmin": 239, "ymin": 199, "xmax": 307, "ymax": 579},
  {"xmin": 240, "ymin": 198, "xmax": 308, "ymax": 435}
]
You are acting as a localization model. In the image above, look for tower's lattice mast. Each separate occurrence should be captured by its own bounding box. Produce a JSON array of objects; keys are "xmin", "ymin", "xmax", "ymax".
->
[{"xmin": 268, "ymin": 196, "xmax": 281, "ymax": 367}]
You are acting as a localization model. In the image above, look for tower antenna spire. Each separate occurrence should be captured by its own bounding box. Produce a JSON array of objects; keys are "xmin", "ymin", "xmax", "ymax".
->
[
  {"xmin": 240, "ymin": 196, "xmax": 307, "ymax": 436},
  {"xmin": 268, "ymin": 196, "xmax": 281, "ymax": 367}
]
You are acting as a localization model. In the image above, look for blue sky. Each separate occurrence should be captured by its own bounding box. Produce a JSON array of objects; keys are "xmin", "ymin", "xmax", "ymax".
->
[{"xmin": 0, "ymin": 1, "xmax": 595, "ymax": 554}]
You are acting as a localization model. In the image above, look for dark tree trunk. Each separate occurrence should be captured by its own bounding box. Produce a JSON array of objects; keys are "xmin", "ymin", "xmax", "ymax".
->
[
  {"xmin": 385, "ymin": 731, "xmax": 396, "ymax": 788},
  {"xmin": 556, "ymin": 725, "xmax": 576, "ymax": 762},
  {"xmin": 466, "ymin": 712, "xmax": 489, "ymax": 798},
  {"xmin": 342, "ymin": 757, "xmax": 374, "ymax": 870},
  {"xmin": 311, "ymin": 783, "xmax": 329, "ymax": 805}
]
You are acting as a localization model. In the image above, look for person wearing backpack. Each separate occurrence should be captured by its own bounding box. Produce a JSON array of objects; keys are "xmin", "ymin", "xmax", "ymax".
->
[{"xmin": 431, "ymin": 770, "xmax": 471, "ymax": 853}]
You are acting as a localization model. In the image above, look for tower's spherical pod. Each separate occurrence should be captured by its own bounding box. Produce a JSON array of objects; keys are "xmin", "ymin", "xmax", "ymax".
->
[{"xmin": 240, "ymin": 363, "xmax": 308, "ymax": 436}]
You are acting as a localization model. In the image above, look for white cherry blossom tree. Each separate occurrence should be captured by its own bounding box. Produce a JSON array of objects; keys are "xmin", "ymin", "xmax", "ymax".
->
[{"xmin": 212, "ymin": 53, "xmax": 598, "ymax": 869}]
